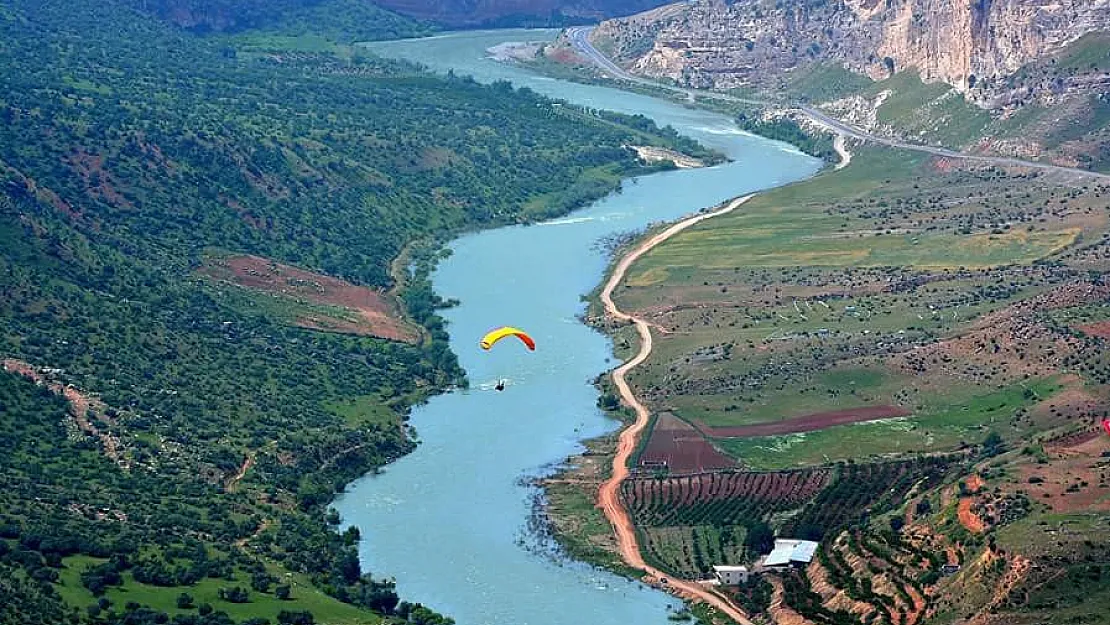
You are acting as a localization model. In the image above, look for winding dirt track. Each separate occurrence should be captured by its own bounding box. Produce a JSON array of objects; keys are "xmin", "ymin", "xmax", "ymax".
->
[{"xmin": 597, "ymin": 195, "xmax": 756, "ymax": 625}]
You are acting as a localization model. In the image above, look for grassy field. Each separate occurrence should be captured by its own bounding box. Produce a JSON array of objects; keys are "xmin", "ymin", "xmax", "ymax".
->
[
  {"xmin": 609, "ymin": 139, "xmax": 1109, "ymax": 475},
  {"xmin": 671, "ymin": 366, "xmax": 897, "ymax": 428},
  {"xmin": 716, "ymin": 378, "xmax": 1064, "ymax": 470},
  {"xmin": 206, "ymin": 281, "xmax": 375, "ymax": 333},
  {"xmin": 544, "ymin": 480, "xmax": 644, "ymax": 578},
  {"xmin": 541, "ymin": 434, "xmax": 645, "ymax": 579},
  {"xmin": 621, "ymin": 149, "xmax": 1077, "ymax": 289},
  {"xmin": 325, "ymin": 393, "xmax": 408, "ymax": 427},
  {"xmin": 57, "ymin": 555, "xmax": 382, "ymax": 624},
  {"xmin": 782, "ymin": 62, "xmax": 874, "ymax": 104}
]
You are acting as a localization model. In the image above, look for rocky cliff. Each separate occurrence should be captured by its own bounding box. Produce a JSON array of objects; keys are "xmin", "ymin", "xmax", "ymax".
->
[{"xmin": 595, "ymin": 0, "xmax": 1110, "ymax": 97}]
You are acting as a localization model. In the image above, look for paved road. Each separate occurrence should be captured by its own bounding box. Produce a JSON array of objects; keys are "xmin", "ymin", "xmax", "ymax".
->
[
  {"xmin": 598, "ymin": 195, "xmax": 758, "ymax": 625},
  {"xmin": 566, "ymin": 26, "xmax": 1110, "ymax": 181}
]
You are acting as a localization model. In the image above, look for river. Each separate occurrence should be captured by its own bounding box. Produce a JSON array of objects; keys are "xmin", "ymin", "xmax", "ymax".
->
[{"xmin": 332, "ymin": 29, "xmax": 821, "ymax": 625}]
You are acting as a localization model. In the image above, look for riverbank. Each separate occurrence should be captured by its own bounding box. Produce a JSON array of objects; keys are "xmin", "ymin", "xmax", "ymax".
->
[
  {"xmin": 627, "ymin": 144, "xmax": 706, "ymax": 169},
  {"xmin": 513, "ymin": 37, "xmax": 843, "ymax": 166},
  {"xmin": 340, "ymin": 29, "xmax": 822, "ymax": 625},
  {"xmin": 596, "ymin": 195, "xmax": 758, "ymax": 622},
  {"xmin": 540, "ymin": 197, "xmax": 758, "ymax": 625}
]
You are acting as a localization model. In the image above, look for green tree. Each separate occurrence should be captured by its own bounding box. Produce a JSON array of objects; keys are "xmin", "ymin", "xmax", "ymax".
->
[{"xmin": 744, "ymin": 521, "xmax": 776, "ymax": 555}]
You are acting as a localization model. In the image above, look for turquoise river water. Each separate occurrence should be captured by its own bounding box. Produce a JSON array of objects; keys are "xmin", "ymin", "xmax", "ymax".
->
[{"xmin": 333, "ymin": 29, "xmax": 822, "ymax": 625}]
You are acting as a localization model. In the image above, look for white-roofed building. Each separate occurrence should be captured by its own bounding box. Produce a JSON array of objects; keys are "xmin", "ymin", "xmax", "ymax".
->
[
  {"xmin": 712, "ymin": 565, "xmax": 750, "ymax": 585},
  {"xmin": 760, "ymin": 539, "xmax": 819, "ymax": 569}
]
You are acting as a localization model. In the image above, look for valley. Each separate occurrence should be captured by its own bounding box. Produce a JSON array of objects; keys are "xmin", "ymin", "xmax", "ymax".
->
[
  {"xmin": 545, "ymin": 23, "xmax": 1110, "ymax": 625},
  {"xmin": 2, "ymin": 1, "xmax": 1110, "ymax": 624}
]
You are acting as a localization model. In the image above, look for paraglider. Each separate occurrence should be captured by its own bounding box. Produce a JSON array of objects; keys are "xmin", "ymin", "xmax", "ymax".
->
[
  {"xmin": 1102, "ymin": 418, "xmax": 1110, "ymax": 437},
  {"xmin": 480, "ymin": 326, "xmax": 535, "ymax": 392},
  {"xmin": 480, "ymin": 326, "xmax": 536, "ymax": 351}
]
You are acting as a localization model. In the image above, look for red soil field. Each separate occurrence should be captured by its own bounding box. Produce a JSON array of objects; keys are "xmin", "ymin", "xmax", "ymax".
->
[
  {"xmin": 698, "ymin": 405, "xmax": 911, "ymax": 438},
  {"xmin": 1077, "ymin": 321, "xmax": 1110, "ymax": 338},
  {"xmin": 200, "ymin": 255, "xmax": 419, "ymax": 343},
  {"xmin": 637, "ymin": 412, "xmax": 737, "ymax": 474},
  {"xmin": 1045, "ymin": 428, "xmax": 1103, "ymax": 453}
]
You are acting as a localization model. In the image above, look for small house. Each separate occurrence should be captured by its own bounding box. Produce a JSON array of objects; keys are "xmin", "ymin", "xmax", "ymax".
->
[{"xmin": 712, "ymin": 565, "xmax": 750, "ymax": 585}]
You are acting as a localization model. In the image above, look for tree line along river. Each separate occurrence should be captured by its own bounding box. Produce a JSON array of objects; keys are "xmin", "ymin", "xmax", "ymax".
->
[{"xmin": 332, "ymin": 28, "xmax": 821, "ymax": 625}]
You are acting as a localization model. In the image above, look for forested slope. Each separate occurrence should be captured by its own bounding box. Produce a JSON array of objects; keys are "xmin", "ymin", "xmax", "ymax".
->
[
  {"xmin": 0, "ymin": 1, "xmax": 709, "ymax": 623},
  {"xmin": 120, "ymin": 0, "xmax": 438, "ymax": 40}
]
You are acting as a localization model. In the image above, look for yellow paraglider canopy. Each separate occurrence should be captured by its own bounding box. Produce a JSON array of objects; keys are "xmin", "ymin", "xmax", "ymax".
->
[{"xmin": 480, "ymin": 326, "xmax": 536, "ymax": 351}]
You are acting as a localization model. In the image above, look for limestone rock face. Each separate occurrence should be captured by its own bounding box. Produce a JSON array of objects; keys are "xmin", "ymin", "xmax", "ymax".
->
[
  {"xmin": 873, "ymin": 0, "xmax": 1110, "ymax": 90},
  {"xmin": 596, "ymin": 0, "xmax": 1110, "ymax": 97}
]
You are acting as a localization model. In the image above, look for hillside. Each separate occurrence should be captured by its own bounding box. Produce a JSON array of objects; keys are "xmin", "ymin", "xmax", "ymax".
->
[
  {"xmin": 369, "ymin": 0, "xmax": 674, "ymax": 27},
  {"xmin": 123, "ymin": 0, "xmax": 677, "ymax": 31},
  {"xmin": 120, "ymin": 0, "xmax": 437, "ymax": 39},
  {"xmin": 587, "ymin": 0, "xmax": 1110, "ymax": 169},
  {"xmin": 566, "ymin": 142, "xmax": 1110, "ymax": 624},
  {"xmin": 0, "ymin": 1, "xmax": 713, "ymax": 623}
]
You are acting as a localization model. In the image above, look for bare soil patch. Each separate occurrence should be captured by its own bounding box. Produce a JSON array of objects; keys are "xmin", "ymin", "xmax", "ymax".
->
[
  {"xmin": 1031, "ymin": 383, "xmax": 1105, "ymax": 424},
  {"xmin": 699, "ymin": 405, "xmax": 910, "ymax": 438},
  {"xmin": 1014, "ymin": 432, "xmax": 1110, "ymax": 512},
  {"xmin": 768, "ymin": 575, "xmax": 818, "ymax": 625},
  {"xmin": 639, "ymin": 412, "xmax": 737, "ymax": 474},
  {"xmin": 545, "ymin": 46, "xmax": 587, "ymax": 66},
  {"xmin": 66, "ymin": 149, "xmax": 133, "ymax": 210},
  {"xmin": 200, "ymin": 255, "xmax": 419, "ymax": 343},
  {"xmin": 1077, "ymin": 320, "xmax": 1110, "ymax": 338},
  {"xmin": 958, "ymin": 498, "xmax": 986, "ymax": 533}
]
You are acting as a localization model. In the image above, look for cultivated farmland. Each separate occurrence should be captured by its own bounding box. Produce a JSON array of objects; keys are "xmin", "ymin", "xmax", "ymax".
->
[{"xmin": 622, "ymin": 468, "xmax": 831, "ymax": 527}]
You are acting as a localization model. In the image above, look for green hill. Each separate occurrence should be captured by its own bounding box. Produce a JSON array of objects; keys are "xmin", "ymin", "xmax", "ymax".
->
[{"xmin": 0, "ymin": 1, "xmax": 711, "ymax": 623}]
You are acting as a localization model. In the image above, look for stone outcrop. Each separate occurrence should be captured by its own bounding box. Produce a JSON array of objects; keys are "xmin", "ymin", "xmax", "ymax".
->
[{"xmin": 595, "ymin": 0, "xmax": 1110, "ymax": 99}]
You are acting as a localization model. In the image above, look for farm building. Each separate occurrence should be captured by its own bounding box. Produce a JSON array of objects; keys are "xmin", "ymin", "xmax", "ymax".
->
[
  {"xmin": 760, "ymin": 539, "xmax": 819, "ymax": 570},
  {"xmin": 712, "ymin": 565, "xmax": 750, "ymax": 585}
]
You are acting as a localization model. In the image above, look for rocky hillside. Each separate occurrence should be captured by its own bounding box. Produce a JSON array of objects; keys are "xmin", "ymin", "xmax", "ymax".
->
[
  {"xmin": 594, "ymin": 0, "xmax": 1110, "ymax": 96},
  {"xmin": 589, "ymin": 0, "xmax": 1110, "ymax": 168}
]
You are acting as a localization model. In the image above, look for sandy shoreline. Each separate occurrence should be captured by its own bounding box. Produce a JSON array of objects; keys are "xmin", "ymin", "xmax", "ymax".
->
[
  {"xmin": 627, "ymin": 144, "xmax": 705, "ymax": 169},
  {"xmin": 486, "ymin": 41, "xmax": 542, "ymax": 62}
]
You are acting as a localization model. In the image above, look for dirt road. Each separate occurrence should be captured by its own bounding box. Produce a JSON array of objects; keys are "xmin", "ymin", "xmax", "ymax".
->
[
  {"xmin": 597, "ymin": 195, "xmax": 756, "ymax": 625},
  {"xmin": 833, "ymin": 134, "xmax": 851, "ymax": 170}
]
